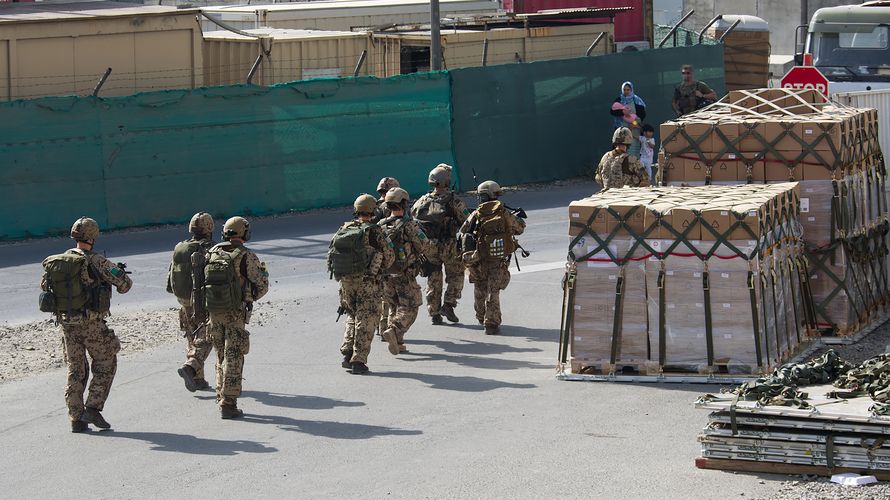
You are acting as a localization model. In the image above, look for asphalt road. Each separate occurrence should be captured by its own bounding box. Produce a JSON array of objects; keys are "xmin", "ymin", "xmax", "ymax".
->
[{"xmin": 0, "ymin": 181, "xmax": 781, "ymax": 498}]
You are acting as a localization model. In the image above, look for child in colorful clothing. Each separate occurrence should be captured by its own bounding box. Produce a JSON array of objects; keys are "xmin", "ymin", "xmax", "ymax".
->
[{"xmin": 638, "ymin": 124, "xmax": 656, "ymax": 184}]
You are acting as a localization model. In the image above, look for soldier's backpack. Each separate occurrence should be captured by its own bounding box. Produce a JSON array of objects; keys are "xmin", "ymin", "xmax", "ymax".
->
[
  {"xmin": 41, "ymin": 250, "xmax": 91, "ymax": 314},
  {"xmin": 414, "ymin": 193, "xmax": 453, "ymax": 240},
  {"xmin": 204, "ymin": 245, "xmax": 245, "ymax": 313},
  {"xmin": 328, "ymin": 221, "xmax": 373, "ymax": 280},
  {"xmin": 379, "ymin": 216, "xmax": 409, "ymax": 275},
  {"xmin": 168, "ymin": 239, "xmax": 212, "ymax": 300},
  {"xmin": 474, "ymin": 201, "xmax": 516, "ymax": 261}
]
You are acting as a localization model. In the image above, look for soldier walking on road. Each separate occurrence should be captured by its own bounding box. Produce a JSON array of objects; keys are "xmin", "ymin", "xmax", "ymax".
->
[
  {"xmin": 329, "ymin": 194, "xmax": 395, "ymax": 374},
  {"xmin": 205, "ymin": 217, "xmax": 269, "ymax": 419},
  {"xmin": 378, "ymin": 187, "xmax": 430, "ymax": 354},
  {"xmin": 411, "ymin": 164, "xmax": 469, "ymax": 325},
  {"xmin": 372, "ymin": 176, "xmax": 400, "ymax": 338},
  {"xmin": 40, "ymin": 217, "xmax": 132, "ymax": 433},
  {"xmin": 595, "ymin": 127, "xmax": 650, "ymax": 190},
  {"xmin": 167, "ymin": 212, "xmax": 216, "ymax": 393},
  {"xmin": 458, "ymin": 182, "xmax": 525, "ymax": 335}
]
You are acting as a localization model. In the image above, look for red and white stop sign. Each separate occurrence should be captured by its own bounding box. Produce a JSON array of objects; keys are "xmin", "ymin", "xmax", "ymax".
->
[{"xmin": 780, "ymin": 66, "xmax": 829, "ymax": 101}]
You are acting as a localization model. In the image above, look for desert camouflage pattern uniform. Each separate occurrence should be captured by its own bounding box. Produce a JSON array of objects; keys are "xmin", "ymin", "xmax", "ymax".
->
[
  {"xmin": 379, "ymin": 215, "xmax": 430, "ymax": 344},
  {"xmin": 41, "ymin": 249, "xmax": 132, "ymax": 423},
  {"xmin": 373, "ymin": 198, "xmax": 392, "ymax": 333},
  {"xmin": 460, "ymin": 211, "xmax": 525, "ymax": 328},
  {"xmin": 411, "ymin": 192, "xmax": 469, "ymax": 317},
  {"xmin": 167, "ymin": 236, "xmax": 215, "ymax": 382},
  {"xmin": 338, "ymin": 223, "xmax": 395, "ymax": 364},
  {"xmin": 208, "ymin": 242, "xmax": 269, "ymax": 410},
  {"xmin": 595, "ymin": 149, "xmax": 649, "ymax": 190}
]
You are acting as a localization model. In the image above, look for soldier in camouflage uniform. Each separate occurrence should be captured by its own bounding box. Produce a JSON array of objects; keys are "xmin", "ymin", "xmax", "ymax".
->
[
  {"xmin": 411, "ymin": 164, "xmax": 469, "ymax": 325},
  {"xmin": 378, "ymin": 187, "xmax": 430, "ymax": 354},
  {"xmin": 371, "ymin": 176, "xmax": 400, "ymax": 338},
  {"xmin": 372, "ymin": 177, "xmax": 401, "ymax": 224},
  {"xmin": 595, "ymin": 127, "xmax": 650, "ymax": 190},
  {"xmin": 330, "ymin": 194, "xmax": 395, "ymax": 374},
  {"xmin": 458, "ymin": 181, "xmax": 526, "ymax": 335},
  {"xmin": 41, "ymin": 217, "xmax": 132, "ymax": 433},
  {"xmin": 206, "ymin": 216, "xmax": 269, "ymax": 419},
  {"xmin": 167, "ymin": 212, "xmax": 216, "ymax": 392}
]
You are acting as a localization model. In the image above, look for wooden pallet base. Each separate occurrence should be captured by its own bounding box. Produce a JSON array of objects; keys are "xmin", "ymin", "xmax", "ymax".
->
[{"xmin": 695, "ymin": 457, "xmax": 890, "ymax": 480}]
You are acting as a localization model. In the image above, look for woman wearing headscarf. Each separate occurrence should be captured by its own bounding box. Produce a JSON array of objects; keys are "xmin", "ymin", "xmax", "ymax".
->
[{"xmin": 610, "ymin": 81, "xmax": 647, "ymax": 157}]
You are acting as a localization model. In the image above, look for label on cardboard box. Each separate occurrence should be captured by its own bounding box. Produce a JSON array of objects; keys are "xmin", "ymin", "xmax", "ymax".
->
[
  {"xmin": 694, "ymin": 272, "xmax": 701, "ymax": 278},
  {"xmin": 723, "ymin": 303, "xmax": 731, "ymax": 308},
  {"xmin": 721, "ymin": 273, "xmax": 729, "ymax": 278},
  {"xmin": 572, "ymin": 212, "xmax": 580, "ymax": 218},
  {"xmin": 808, "ymin": 216, "xmax": 816, "ymax": 222},
  {"xmin": 801, "ymin": 198, "xmax": 810, "ymax": 213},
  {"xmin": 574, "ymin": 305, "xmax": 581, "ymax": 310}
]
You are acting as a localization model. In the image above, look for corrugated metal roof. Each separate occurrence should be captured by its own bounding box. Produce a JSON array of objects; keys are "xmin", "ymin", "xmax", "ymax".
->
[
  {"xmin": 0, "ymin": 1, "xmax": 197, "ymax": 23},
  {"xmin": 514, "ymin": 6, "xmax": 632, "ymax": 20},
  {"xmin": 203, "ymin": 0, "xmax": 498, "ymax": 14},
  {"xmin": 203, "ymin": 27, "xmax": 366, "ymax": 41}
]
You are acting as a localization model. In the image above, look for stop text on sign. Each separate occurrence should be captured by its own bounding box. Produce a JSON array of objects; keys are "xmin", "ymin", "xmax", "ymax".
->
[{"xmin": 781, "ymin": 82, "xmax": 828, "ymax": 94}]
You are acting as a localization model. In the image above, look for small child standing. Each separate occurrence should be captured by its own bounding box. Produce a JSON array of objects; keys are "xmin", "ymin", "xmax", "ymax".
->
[{"xmin": 638, "ymin": 124, "xmax": 656, "ymax": 184}]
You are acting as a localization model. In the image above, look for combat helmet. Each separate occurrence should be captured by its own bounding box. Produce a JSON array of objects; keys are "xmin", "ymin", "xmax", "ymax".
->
[
  {"xmin": 376, "ymin": 177, "xmax": 401, "ymax": 196},
  {"xmin": 70, "ymin": 217, "xmax": 100, "ymax": 244},
  {"xmin": 612, "ymin": 127, "xmax": 633, "ymax": 146},
  {"xmin": 222, "ymin": 216, "xmax": 250, "ymax": 242},
  {"xmin": 428, "ymin": 164, "xmax": 453, "ymax": 188},
  {"xmin": 189, "ymin": 212, "xmax": 214, "ymax": 237},
  {"xmin": 354, "ymin": 194, "xmax": 377, "ymax": 216},
  {"xmin": 384, "ymin": 187, "xmax": 410, "ymax": 205},
  {"xmin": 477, "ymin": 180, "xmax": 502, "ymax": 201}
]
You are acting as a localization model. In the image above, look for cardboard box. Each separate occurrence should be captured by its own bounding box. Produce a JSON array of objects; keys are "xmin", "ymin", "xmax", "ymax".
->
[
  {"xmin": 608, "ymin": 203, "xmax": 647, "ymax": 237},
  {"xmin": 684, "ymin": 159, "xmax": 708, "ymax": 183},
  {"xmin": 711, "ymin": 159, "xmax": 740, "ymax": 182},
  {"xmin": 765, "ymin": 161, "xmax": 802, "ymax": 182},
  {"xmin": 662, "ymin": 121, "xmax": 714, "ymax": 155},
  {"xmin": 700, "ymin": 208, "xmax": 732, "ymax": 240},
  {"xmin": 659, "ymin": 154, "xmax": 684, "ymax": 183},
  {"xmin": 800, "ymin": 120, "xmax": 842, "ymax": 152},
  {"xmin": 712, "ymin": 122, "xmax": 741, "ymax": 154},
  {"xmin": 728, "ymin": 206, "xmax": 762, "ymax": 240},
  {"xmin": 671, "ymin": 208, "xmax": 701, "ymax": 240},
  {"xmin": 568, "ymin": 200, "xmax": 607, "ymax": 236}
]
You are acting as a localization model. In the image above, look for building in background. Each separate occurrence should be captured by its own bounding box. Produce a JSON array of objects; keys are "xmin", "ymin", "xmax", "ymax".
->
[{"xmin": 0, "ymin": 1, "xmax": 202, "ymax": 100}]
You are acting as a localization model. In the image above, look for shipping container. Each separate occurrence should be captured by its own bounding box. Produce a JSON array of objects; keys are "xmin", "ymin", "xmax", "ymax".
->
[
  {"xmin": 203, "ymin": 28, "xmax": 371, "ymax": 86},
  {"xmin": 0, "ymin": 1, "xmax": 203, "ymax": 100},
  {"xmin": 201, "ymin": 0, "xmax": 500, "ymax": 33},
  {"xmin": 504, "ymin": 0, "xmax": 649, "ymax": 44},
  {"xmin": 834, "ymin": 88, "xmax": 890, "ymax": 192},
  {"xmin": 376, "ymin": 22, "xmax": 614, "ymax": 76}
]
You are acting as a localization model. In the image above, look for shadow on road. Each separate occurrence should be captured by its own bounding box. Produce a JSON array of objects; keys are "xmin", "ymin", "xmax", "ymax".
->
[
  {"xmin": 408, "ymin": 338, "xmax": 542, "ymax": 356},
  {"xmin": 503, "ymin": 325, "xmax": 559, "ymax": 344},
  {"xmin": 240, "ymin": 414, "xmax": 422, "ymax": 439},
  {"xmin": 242, "ymin": 391, "xmax": 365, "ymax": 410},
  {"xmin": 96, "ymin": 431, "xmax": 278, "ymax": 455},
  {"xmin": 397, "ymin": 351, "xmax": 549, "ymax": 371},
  {"xmin": 373, "ymin": 371, "xmax": 536, "ymax": 392}
]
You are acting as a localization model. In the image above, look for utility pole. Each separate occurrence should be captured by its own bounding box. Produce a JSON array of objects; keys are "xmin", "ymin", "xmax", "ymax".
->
[{"xmin": 430, "ymin": 0, "xmax": 441, "ymax": 70}]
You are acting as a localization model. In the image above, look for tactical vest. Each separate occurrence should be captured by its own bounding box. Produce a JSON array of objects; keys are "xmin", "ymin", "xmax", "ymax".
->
[
  {"xmin": 169, "ymin": 238, "xmax": 213, "ymax": 300},
  {"xmin": 475, "ymin": 201, "xmax": 516, "ymax": 260},
  {"xmin": 328, "ymin": 221, "xmax": 373, "ymax": 280},
  {"xmin": 204, "ymin": 245, "xmax": 245, "ymax": 313},
  {"xmin": 414, "ymin": 192, "xmax": 453, "ymax": 241},
  {"xmin": 379, "ymin": 216, "xmax": 409, "ymax": 275}
]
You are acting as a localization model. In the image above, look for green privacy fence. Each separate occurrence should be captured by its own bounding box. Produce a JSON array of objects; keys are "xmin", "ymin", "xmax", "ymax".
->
[
  {"xmin": 0, "ymin": 73, "xmax": 453, "ymax": 239},
  {"xmin": 0, "ymin": 44, "xmax": 724, "ymax": 240},
  {"xmin": 449, "ymin": 43, "xmax": 725, "ymax": 187}
]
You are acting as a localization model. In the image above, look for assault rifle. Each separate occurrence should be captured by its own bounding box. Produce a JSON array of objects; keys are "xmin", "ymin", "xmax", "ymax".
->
[
  {"xmin": 115, "ymin": 262, "xmax": 132, "ymax": 274},
  {"xmin": 336, "ymin": 305, "xmax": 346, "ymax": 322}
]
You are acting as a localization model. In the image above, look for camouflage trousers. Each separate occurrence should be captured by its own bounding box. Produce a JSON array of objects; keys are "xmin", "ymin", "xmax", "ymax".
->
[
  {"xmin": 339, "ymin": 275, "xmax": 383, "ymax": 364},
  {"xmin": 60, "ymin": 315, "xmax": 121, "ymax": 422},
  {"xmin": 209, "ymin": 310, "xmax": 250, "ymax": 408},
  {"xmin": 424, "ymin": 241, "xmax": 465, "ymax": 316},
  {"xmin": 468, "ymin": 260, "xmax": 511, "ymax": 327},
  {"xmin": 178, "ymin": 298, "xmax": 213, "ymax": 381},
  {"xmin": 383, "ymin": 273, "xmax": 423, "ymax": 343}
]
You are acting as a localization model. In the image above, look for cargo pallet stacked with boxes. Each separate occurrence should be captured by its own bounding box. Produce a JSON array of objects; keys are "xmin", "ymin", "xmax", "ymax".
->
[{"xmin": 558, "ymin": 88, "xmax": 889, "ymax": 382}]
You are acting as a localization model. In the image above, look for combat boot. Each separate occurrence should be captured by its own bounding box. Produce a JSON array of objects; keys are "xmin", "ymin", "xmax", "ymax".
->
[
  {"xmin": 80, "ymin": 407, "xmax": 111, "ymax": 429},
  {"xmin": 178, "ymin": 365, "xmax": 198, "ymax": 392},
  {"xmin": 484, "ymin": 325, "xmax": 500, "ymax": 335},
  {"xmin": 194, "ymin": 379, "xmax": 212, "ymax": 391},
  {"xmin": 398, "ymin": 343, "xmax": 408, "ymax": 353},
  {"xmin": 432, "ymin": 314, "xmax": 443, "ymax": 325},
  {"xmin": 441, "ymin": 303, "xmax": 459, "ymax": 323},
  {"xmin": 382, "ymin": 328, "xmax": 400, "ymax": 355},
  {"xmin": 220, "ymin": 405, "xmax": 244, "ymax": 419},
  {"xmin": 71, "ymin": 420, "xmax": 88, "ymax": 433},
  {"xmin": 350, "ymin": 362, "xmax": 369, "ymax": 375},
  {"xmin": 342, "ymin": 350, "xmax": 353, "ymax": 369}
]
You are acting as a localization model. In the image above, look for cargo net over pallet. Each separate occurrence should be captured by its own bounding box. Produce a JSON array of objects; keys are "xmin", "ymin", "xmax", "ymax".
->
[
  {"xmin": 658, "ymin": 88, "xmax": 890, "ymax": 338},
  {"xmin": 557, "ymin": 184, "xmax": 816, "ymax": 381},
  {"xmin": 695, "ymin": 351, "xmax": 890, "ymax": 479}
]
